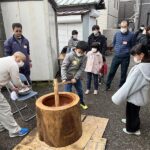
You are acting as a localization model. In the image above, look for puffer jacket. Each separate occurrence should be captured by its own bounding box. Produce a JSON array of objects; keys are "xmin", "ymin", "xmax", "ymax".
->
[
  {"xmin": 61, "ymin": 50, "xmax": 87, "ymax": 80},
  {"xmin": 112, "ymin": 63, "xmax": 150, "ymax": 106}
]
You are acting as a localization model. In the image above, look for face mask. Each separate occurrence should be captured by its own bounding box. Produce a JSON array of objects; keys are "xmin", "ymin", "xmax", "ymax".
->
[
  {"xmin": 134, "ymin": 57, "xmax": 141, "ymax": 63},
  {"xmin": 17, "ymin": 61, "xmax": 24, "ymax": 67},
  {"xmin": 76, "ymin": 52, "xmax": 83, "ymax": 57},
  {"xmin": 93, "ymin": 30, "xmax": 99, "ymax": 35},
  {"xmin": 120, "ymin": 28, "xmax": 127, "ymax": 33},
  {"xmin": 91, "ymin": 48, "xmax": 97, "ymax": 53},
  {"xmin": 140, "ymin": 27, "xmax": 144, "ymax": 31},
  {"xmin": 72, "ymin": 35, "xmax": 77, "ymax": 39}
]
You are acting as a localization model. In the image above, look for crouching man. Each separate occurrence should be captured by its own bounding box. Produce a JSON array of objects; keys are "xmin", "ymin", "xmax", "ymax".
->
[{"xmin": 0, "ymin": 52, "xmax": 29, "ymax": 137}]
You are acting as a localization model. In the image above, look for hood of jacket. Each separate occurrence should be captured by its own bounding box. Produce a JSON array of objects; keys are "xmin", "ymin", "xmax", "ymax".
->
[{"xmin": 138, "ymin": 63, "xmax": 150, "ymax": 81}]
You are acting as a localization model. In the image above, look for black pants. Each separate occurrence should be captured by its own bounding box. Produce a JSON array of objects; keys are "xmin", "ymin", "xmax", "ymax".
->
[
  {"xmin": 106, "ymin": 55, "xmax": 130, "ymax": 88},
  {"xmin": 86, "ymin": 72, "xmax": 99, "ymax": 90},
  {"xmin": 126, "ymin": 102, "xmax": 140, "ymax": 132}
]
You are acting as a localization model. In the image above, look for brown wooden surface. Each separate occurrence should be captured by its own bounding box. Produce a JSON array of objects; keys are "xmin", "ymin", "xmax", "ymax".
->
[
  {"xmin": 84, "ymin": 139, "xmax": 107, "ymax": 150},
  {"xmin": 14, "ymin": 116, "xmax": 108, "ymax": 150},
  {"xmin": 36, "ymin": 92, "xmax": 82, "ymax": 147}
]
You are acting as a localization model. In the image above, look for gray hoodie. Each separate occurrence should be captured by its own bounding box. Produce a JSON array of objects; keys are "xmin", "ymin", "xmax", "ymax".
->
[
  {"xmin": 61, "ymin": 51, "xmax": 87, "ymax": 80},
  {"xmin": 112, "ymin": 63, "xmax": 150, "ymax": 106}
]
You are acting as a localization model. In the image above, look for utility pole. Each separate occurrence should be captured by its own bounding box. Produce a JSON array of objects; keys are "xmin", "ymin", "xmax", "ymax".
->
[
  {"xmin": 0, "ymin": 3, "xmax": 6, "ymax": 57},
  {"xmin": 134, "ymin": 0, "xmax": 141, "ymax": 31}
]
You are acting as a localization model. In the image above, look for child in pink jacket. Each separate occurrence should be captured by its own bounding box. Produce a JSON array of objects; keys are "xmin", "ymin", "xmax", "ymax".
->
[{"xmin": 85, "ymin": 42, "xmax": 103, "ymax": 95}]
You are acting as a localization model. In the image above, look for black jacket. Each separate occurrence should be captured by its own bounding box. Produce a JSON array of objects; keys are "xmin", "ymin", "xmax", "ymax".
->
[
  {"xmin": 147, "ymin": 36, "xmax": 150, "ymax": 51},
  {"xmin": 136, "ymin": 33, "xmax": 148, "ymax": 46},
  {"xmin": 88, "ymin": 32, "xmax": 107, "ymax": 55}
]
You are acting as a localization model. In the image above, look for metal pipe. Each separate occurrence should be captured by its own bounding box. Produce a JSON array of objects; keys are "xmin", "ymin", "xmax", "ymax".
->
[{"xmin": 138, "ymin": 0, "xmax": 142, "ymax": 28}]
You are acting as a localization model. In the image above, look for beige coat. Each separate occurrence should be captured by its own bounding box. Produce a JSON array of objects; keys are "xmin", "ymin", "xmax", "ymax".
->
[{"xmin": 0, "ymin": 56, "xmax": 23, "ymax": 89}]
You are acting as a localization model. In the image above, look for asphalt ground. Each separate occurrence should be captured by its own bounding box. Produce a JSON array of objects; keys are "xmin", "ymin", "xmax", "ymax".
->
[{"xmin": 0, "ymin": 54, "xmax": 150, "ymax": 150}]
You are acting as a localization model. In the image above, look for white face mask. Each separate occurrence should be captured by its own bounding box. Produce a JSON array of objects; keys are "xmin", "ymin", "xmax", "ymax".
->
[
  {"xmin": 76, "ymin": 52, "xmax": 83, "ymax": 57},
  {"xmin": 134, "ymin": 57, "xmax": 141, "ymax": 63},
  {"xmin": 72, "ymin": 35, "xmax": 78, "ymax": 39},
  {"xmin": 121, "ymin": 28, "xmax": 127, "ymax": 33},
  {"xmin": 91, "ymin": 48, "xmax": 97, "ymax": 53},
  {"xmin": 140, "ymin": 27, "xmax": 144, "ymax": 30},
  {"xmin": 93, "ymin": 30, "xmax": 99, "ymax": 35},
  {"xmin": 17, "ymin": 61, "xmax": 24, "ymax": 67}
]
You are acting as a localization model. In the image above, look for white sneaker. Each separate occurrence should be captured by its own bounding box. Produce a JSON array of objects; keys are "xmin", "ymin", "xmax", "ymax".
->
[
  {"xmin": 85, "ymin": 90, "xmax": 90, "ymax": 95},
  {"xmin": 121, "ymin": 119, "xmax": 126, "ymax": 124},
  {"xmin": 123, "ymin": 128, "xmax": 141, "ymax": 136},
  {"xmin": 94, "ymin": 90, "xmax": 98, "ymax": 95}
]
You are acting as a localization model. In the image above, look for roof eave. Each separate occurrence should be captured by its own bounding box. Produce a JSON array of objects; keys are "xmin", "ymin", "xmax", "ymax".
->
[
  {"xmin": 49, "ymin": 0, "xmax": 58, "ymax": 10},
  {"xmin": 56, "ymin": 0, "xmax": 105, "ymax": 10}
]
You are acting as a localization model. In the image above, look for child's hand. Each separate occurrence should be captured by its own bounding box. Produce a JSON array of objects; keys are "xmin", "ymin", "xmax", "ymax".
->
[
  {"xmin": 71, "ymin": 79, "xmax": 76, "ymax": 83},
  {"xmin": 99, "ymin": 73, "xmax": 102, "ymax": 76},
  {"xmin": 62, "ymin": 80, "xmax": 66, "ymax": 83}
]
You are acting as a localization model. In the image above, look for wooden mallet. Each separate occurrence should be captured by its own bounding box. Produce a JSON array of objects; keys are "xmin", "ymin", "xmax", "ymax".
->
[{"xmin": 53, "ymin": 79, "xmax": 72, "ymax": 107}]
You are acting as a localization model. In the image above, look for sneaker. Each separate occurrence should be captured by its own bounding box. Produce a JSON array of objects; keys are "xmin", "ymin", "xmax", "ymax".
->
[
  {"xmin": 99, "ymin": 82, "xmax": 102, "ymax": 85},
  {"xmin": 80, "ymin": 103, "xmax": 88, "ymax": 110},
  {"xmin": 85, "ymin": 90, "xmax": 90, "ymax": 95},
  {"xmin": 94, "ymin": 90, "xmax": 98, "ymax": 95},
  {"xmin": 123, "ymin": 128, "xmax": 141, "ymax": 136},
  {"xmin": 121, "ymin": 119, "xmax": 126, "ymax": 124},
  {"xmin": 0, "ymin": 127, "xmax": 5, "ymax": 132},
  {"xmin": 9, "ymin": 128, "xmax": 29, "ymax": 137}
]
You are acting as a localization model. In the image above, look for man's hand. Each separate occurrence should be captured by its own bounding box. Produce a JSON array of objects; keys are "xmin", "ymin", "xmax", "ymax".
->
[
  {"xmin": 22, "ymin": 84, "xmax": 28, "ymax": 89},
  {"xmin": 12, "ymin": 87, "xmax": 19, "ymax": 92},
  {"xmin": 71, "ymin": 79, "xmax": 77, "ymax": 83},
  {"xmin": 30, "ymin": 62, "xmax": 32, "ymax": 68}
]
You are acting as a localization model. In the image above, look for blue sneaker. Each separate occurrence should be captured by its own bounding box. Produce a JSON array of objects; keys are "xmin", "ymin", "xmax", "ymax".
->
[{"xmin": 9, "ymin": 128, "xmax": 29, "ymax": 137}]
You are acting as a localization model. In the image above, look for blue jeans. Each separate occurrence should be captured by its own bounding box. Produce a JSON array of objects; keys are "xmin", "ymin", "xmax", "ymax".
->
[
  {"xmin": 64, "ymin": 79, "xmax": 84, "ymax": 104},
  {"xmin": 86, "ymin": 72, "xmax": 98, "ymax": 90}
]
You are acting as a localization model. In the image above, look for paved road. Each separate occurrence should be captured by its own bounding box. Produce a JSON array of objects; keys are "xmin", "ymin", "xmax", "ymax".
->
[{"xmin": 0, "ymin": 55, "xmax": 150, "ymax": 150}]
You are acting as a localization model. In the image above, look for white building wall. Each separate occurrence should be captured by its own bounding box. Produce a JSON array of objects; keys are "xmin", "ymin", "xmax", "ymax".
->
[
  {"xmin": 97, "ymin": 10, "xmax": 108, "ymax": 32},
  {"xmin": 107, "ymin": 0, "xmax": 120, "ymax": 29},
  {"xmin": 1, "ymin": 0, "xmax": 58, "ymax": 81},
  {"xmin": 89, "ymin": 16, "xmax": 97, "ymax": 33},
  {"xmin": 58, "ymin": 23, "xmax": 83, "ymax": 52},
  {"xmin": 97, "ymin": 0, "xmax": 120, "ymax": 32},
  {"xmin": 57, "ymin": 15, "xmax": 83, "ymax": 52}
]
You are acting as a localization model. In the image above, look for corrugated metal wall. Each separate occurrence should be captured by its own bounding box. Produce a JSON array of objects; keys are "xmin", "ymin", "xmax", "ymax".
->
[{"xmin": 1, "ymin": 0, "xmax": 58, "ymax": 81}]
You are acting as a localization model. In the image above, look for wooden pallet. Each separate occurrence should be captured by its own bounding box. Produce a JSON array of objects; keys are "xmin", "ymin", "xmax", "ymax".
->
[{"xmin": 14, "ymin": 115, "xmax": 108, "ymax": 150}]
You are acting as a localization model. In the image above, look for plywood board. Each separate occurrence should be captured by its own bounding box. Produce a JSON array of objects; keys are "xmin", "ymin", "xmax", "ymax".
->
[
  {"xmin": 13, "ymin": 116, "xmax": 108, "ymax": 150},
  {"xmin": 84, "ymin": 138, "xmax": 107, "ymax": 150}
]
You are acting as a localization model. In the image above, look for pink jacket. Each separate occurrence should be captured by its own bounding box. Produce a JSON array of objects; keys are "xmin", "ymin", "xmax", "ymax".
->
[{"xmin": 85, "ymin": 51, "xmax": 103, "ymax": 74}]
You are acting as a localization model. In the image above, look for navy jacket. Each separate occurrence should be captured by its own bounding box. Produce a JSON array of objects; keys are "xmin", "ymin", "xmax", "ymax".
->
[
  {"xmin": 88, "ymin": 32, "xmax": 107, "ymax": 55},
  {"xmin": 4, "ymin": 35, "xmax": 30, "ymax": 74},
  {"xmin": 113, "ymin": 31, "xmax": 135, "ymax": 57}
]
